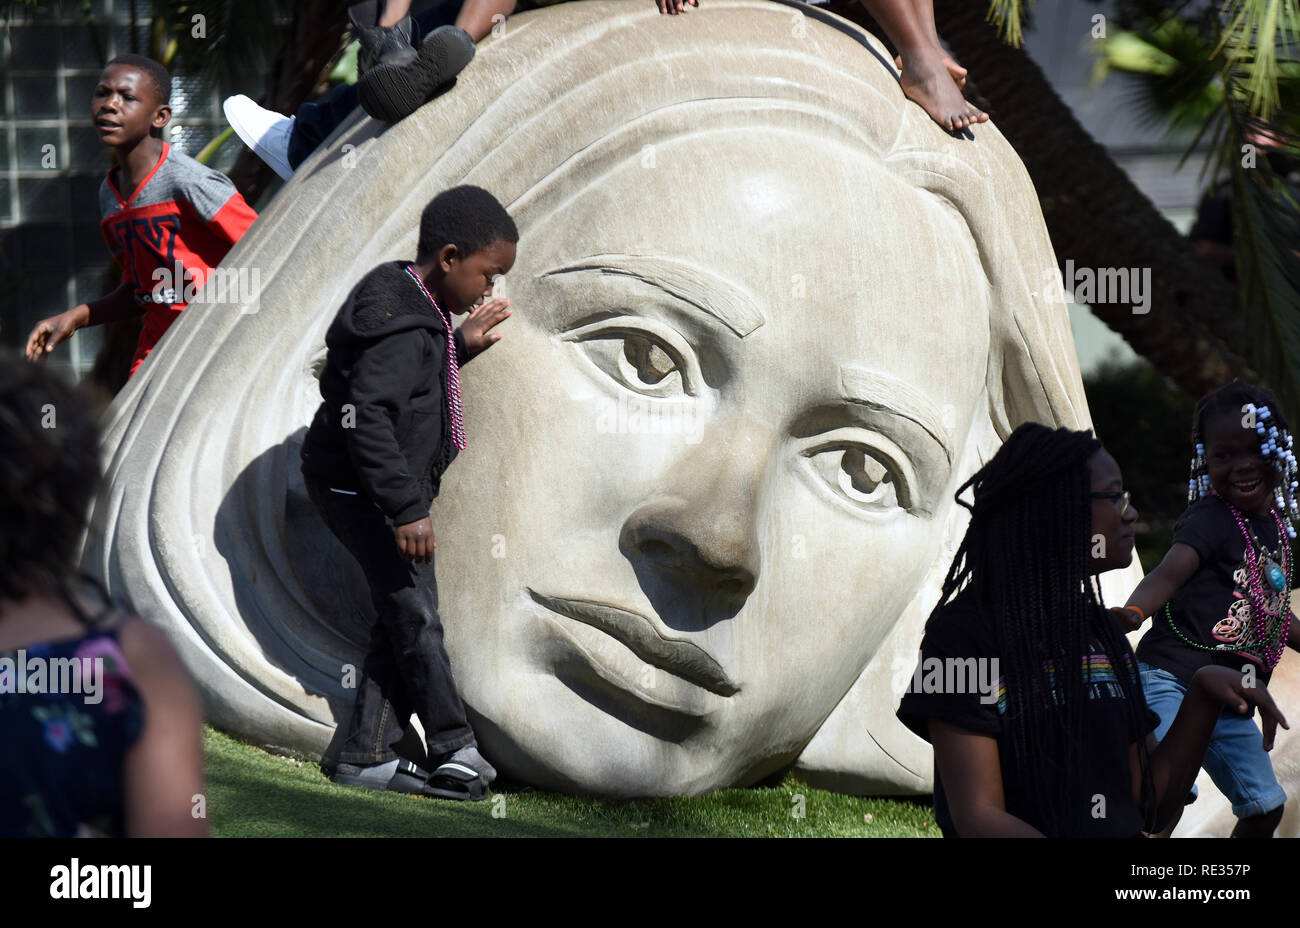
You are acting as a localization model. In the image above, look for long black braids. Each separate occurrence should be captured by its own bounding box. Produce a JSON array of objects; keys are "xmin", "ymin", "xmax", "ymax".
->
[{"xmin": 933, "ymin": 422, "xmax": 1156, "ymax": 835}]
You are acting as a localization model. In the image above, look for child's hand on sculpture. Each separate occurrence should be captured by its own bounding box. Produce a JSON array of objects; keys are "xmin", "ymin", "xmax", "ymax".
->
[
  {"xmin": 458, "ymin": 296, "xmax": 512, "ymax": 355},
  {"xmin": 655, "ymin": 0, "xmax": 697, "ymax": 15}
]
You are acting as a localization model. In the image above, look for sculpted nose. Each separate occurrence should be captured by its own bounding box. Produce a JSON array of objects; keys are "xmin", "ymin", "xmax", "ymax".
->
[
  {"xmin": 619, "ymin": 423, "xmax": 764, "ymax": 625},
  {"xmin": 621, "ymin": 497, "xmax": 759, "ymax": 596}
]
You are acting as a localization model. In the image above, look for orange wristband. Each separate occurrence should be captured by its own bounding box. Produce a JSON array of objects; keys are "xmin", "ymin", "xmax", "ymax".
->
[{"xmin": 1122, "ymin": 605, "xmax": 1145, "ymax": 623}]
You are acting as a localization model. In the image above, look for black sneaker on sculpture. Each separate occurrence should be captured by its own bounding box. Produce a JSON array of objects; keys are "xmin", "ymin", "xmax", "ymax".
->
[
  {"xmin": 358, "ymin": 25, "xmax": 478, "ymax": 124},
  {"xmin": 349, "ymin": 0, "xmax": 418, "ymax": 76}
]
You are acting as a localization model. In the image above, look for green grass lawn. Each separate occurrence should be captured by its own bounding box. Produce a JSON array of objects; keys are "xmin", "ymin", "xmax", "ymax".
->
[{"xmin": 204, "ymin": 727, "xmax": 936, "ymax": 837}]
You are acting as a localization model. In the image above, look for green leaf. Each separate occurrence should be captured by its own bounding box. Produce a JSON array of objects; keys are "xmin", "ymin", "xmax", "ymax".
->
[
  {"xmin": 1215, "ymin": 0, "xmax": 1300, "ymax": 119},
  {"xmin": 986, "ymin": 0, "xmax": 1034, "ymax": 47}
]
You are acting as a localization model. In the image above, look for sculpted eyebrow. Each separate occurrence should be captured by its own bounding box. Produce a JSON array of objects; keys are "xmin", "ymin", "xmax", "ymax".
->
[
  {"xmin": 838, "ymin": 365, "xmax": 954, "ymax": 464},
  {"xmin": 536, "ymin": 254, "xmax": 766, "ymax": 337}
]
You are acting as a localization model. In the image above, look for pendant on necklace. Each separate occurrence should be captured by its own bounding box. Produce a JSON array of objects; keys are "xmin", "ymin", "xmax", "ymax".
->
[{"xmin": 1262, "ymin": 555, "xmax": 1286, "ymax": 592}]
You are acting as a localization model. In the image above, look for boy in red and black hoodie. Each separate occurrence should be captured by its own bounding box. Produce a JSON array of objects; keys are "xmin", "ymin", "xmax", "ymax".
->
[
  {"xmin": 300, "ymin": 186, "xmax": 515, "ymax": 800},
  {"xmin": 25, "ymin": 54, "xmax": 257, "ymax": 378}
]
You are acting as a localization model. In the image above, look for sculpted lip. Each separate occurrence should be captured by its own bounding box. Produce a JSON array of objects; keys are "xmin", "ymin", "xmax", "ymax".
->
[{"xmin": 528, "ymin": 588, "xmax": 740, "ymax": 697}]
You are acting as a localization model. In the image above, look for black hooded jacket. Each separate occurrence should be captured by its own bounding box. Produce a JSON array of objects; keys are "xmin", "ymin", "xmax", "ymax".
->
[{"xmin": 300, "ymin": 261, "xmax": 470, "ymax": 525}]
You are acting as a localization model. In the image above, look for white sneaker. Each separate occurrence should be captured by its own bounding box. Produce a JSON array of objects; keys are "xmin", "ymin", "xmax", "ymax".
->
[{"xmin": 222, "ymin": 94, "xmax": 295, "ymax": 181}]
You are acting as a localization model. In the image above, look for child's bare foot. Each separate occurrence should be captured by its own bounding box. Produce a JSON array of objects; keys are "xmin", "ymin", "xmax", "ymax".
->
[
  {"xmin": 899, "ymin": 51, "xmax": 979, "ymax": 131},
  {"xmin": 939, "ymin": 53, "xmax": 966, "ymax": 89},
  {"xmin": 895, "ymin": 50, "xmax": 965, "ymax": 88},
  {"xmin": 944, "ymin": 52, "xmax": 990, "ymax": 126}
]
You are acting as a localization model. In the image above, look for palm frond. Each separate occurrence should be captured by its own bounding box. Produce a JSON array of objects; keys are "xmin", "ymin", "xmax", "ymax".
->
[
  {"xmin": 194, "ymin": 125, "xmax": 233, "ymax": 165},
  {"xmin": 1095, "ymin": 29, "xmax": 1181, "ymax": 78},
  {"xmin": 1224, "ymin": 96, "xmax": 1300, "ymax": 420},
  {"xmin": 1094, "ymin": 23, "xmax": 1225, "ymax": 135},
  {"xmin": 986, "ymin": 0, "xmax": 1035, "ymax": 47},
  {"xmin": 1215, "ymin": 0, "xmax": 1300, "ymax": 118},
  {"xmin": 152, "ymin": 0, "xmax": 282, "ymax": 92}
]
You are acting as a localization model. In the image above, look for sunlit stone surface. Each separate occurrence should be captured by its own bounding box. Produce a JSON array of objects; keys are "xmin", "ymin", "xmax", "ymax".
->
[{"xmin": 83, "ymin": 0, "xmax": 1232, "ymax": 812}]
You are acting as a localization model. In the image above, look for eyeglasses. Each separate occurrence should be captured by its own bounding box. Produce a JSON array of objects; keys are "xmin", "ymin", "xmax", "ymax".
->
[{"xmin": 1090, "ymin": 490, "xmax": 1132, "ymax": 516}]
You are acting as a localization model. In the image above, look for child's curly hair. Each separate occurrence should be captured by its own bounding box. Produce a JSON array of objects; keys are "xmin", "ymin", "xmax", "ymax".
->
[{"xmin": 0, "ymin": 355, "xmax": 104, "ymax": 599}]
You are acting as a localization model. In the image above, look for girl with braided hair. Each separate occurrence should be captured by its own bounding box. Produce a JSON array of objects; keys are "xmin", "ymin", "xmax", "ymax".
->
[
  {"xmin": 1122, "ymin": 380, "xmax": 1300, "ymax": 837},
  {"xmin": 897, "ymin": 422, "xmax": 1287, "ymax": 837}
]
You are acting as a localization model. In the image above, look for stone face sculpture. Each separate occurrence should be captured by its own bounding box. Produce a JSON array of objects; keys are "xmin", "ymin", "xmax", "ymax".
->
[{"xmin": 83, "ymin": 0, "xmax": 1152, "ymax": 799}]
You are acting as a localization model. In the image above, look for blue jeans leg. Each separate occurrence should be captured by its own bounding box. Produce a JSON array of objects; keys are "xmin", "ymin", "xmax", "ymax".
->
[
  {"xmin": 1139, "ymin": 662, "xmax": 1286, "ymax": 818},
  {"xmin": 288, "ymin": 83, "xmax": 359, "ymax": 169},
  {"xmin": 1202, "ymin": 708, "xmax": 1288, "ymax": 819}
]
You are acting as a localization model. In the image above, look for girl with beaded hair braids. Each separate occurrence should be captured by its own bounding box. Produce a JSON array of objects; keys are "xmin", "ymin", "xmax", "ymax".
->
[
  {"xmin": 1122, "ymin": 380, "xmax": 1300, "ymax": 837},
  {"xmin": 897, "ymin": 422, "xmax": 1288, "ymax": 837}
]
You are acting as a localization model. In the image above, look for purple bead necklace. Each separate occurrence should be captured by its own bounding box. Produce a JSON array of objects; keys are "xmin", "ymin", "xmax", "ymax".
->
[
  {"xmin": 405, "ymin": 266, "xmax": 466, "ymax": 451},
  {"xmin": 1217, "ymin": 491, "xmax": 1290, "ymax": 671}
]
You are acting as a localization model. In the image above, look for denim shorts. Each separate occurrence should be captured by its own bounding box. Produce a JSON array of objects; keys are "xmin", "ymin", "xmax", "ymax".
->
[{"xmin": 1139, "ymin": 662, "xmax": 1287, "ymax": 819}]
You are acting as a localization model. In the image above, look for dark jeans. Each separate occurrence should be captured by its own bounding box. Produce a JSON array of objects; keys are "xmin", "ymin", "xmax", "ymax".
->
[
  {"xmin": 306, "ymin": 477, "xmax": 475, "ymax": 766},
  {"xmin": 287, "ymin": 0, "xmax": 465, "ymax": 168}
]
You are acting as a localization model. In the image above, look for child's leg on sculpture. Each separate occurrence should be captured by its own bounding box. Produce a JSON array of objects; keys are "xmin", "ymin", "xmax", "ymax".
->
[
  {"xmin": 857, "ymin": 0, "xmax": 984, "ymax": 131},
  {"xmin": 453, "ymin": 0, "xmax": 518, "ymax": 41},
  {"xmin": 909, "ymin": 0, "xmax": 966, "ymax": 86},
  {"xmin": 379, "ymin": 0, "xmax": 412, "ymax": 27},
  {"xmin": 226, "ymin": 0, "xmax": 472, "ymax": 175}
]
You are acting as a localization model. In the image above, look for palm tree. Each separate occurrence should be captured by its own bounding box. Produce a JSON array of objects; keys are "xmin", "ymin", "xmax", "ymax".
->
[
  {"xmin": 1093, "ymin": 5, "xmax": 1300, "ymax": 415},
  {"xmin": 961, "ymin": 0, "xmax": 1299, "ymax": 416},
  {"xmin": 829, "ymin": 0, "xmax": 1298, "ymax": 414}
]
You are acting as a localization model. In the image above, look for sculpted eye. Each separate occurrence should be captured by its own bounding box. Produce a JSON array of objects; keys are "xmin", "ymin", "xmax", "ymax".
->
[
  {"xmin": 579, "ymin": 332, "xmax": 684, "ymax": 396},
  {"xmin": 809, "ymin": 446, "xmax": 901, "ymax": 508},
  {"xmin": 565, "ymin": 317, "xmax": 698, "ymax": 399},
  {"xmin": 619, "ymin": 335, "xmax": 678, "ymax": 386},
  {"xmin": 798, "ymin": 429, "xmax": 920, "ymax": 515}
]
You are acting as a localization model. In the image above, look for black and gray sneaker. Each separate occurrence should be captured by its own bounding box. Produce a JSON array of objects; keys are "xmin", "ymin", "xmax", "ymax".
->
[
  {"xmin": 412, "ymin": 743, "xmax": 495, "ymax": 801},
  {"xmin": 330, "ymin": 758, "xmax": 401, "ymax": 790},
  {"xmin": 447, "ymin": 743, "xmax": 497, "ymax": 784},
  {"xmin": 349, "ymin": 0, "xmax": 418, "ymax": 76},
  {"xmin": 330, "ymin": 757, "xmax": 429, "ymax": 794},
  {"xmin": 357, "ymin": 24, "xmax": 477, "ymax": 123}
]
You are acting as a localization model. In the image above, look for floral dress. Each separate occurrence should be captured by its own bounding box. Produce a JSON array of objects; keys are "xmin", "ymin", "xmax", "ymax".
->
[{"xmin": 0, "ymin": 625, "xmax": 144, "ymax": 837}]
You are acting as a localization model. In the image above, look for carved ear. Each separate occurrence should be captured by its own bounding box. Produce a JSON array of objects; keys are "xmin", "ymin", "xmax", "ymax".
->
[{"xmin": 794, "ymin": 106, "xmax": 1145, "ymax": 794}]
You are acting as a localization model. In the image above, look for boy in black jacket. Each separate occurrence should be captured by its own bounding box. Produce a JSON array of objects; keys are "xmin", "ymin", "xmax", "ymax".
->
[{"xmin": 301, "ymin": 186, "xmax": 516, "ymax": 800}]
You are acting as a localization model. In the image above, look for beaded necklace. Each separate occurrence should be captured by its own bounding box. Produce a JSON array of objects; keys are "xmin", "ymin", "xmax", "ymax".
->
[
  {"xmin": 1163, "ymin": 492, "xmax": 1291, "ymax": 671},
  {"xmin": 405, "ymin": 266, "xmax": 466, "ymax": 451}
]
